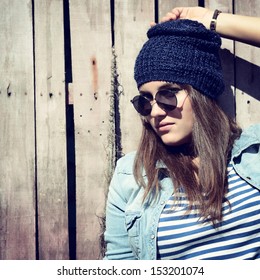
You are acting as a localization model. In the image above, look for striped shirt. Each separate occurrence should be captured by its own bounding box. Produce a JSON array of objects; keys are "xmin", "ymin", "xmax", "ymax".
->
[{"xmin": 157, "ymin": 164, "xmax": 260, "ymax": 260}]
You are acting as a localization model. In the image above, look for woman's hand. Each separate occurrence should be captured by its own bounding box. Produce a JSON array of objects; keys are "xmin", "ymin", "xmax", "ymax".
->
[{"xmin": 151, "ymin": 7, "xmax": 213, "ymax": 29}]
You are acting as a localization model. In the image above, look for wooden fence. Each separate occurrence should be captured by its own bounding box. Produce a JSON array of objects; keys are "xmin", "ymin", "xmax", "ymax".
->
[{"xmin": 0, "ymin": 0, "xmax": 259, "ymax": 260}]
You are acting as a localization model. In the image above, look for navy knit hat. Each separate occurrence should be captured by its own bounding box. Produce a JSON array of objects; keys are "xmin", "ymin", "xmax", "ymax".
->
[{"xmin": 134, "ymin": 20, "xmax": 225, "ymax": 99}]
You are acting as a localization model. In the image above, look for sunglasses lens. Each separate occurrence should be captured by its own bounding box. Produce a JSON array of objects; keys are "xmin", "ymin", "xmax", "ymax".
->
[
  {"xmin": 131, "ymin": 89, "xmax": 178, "ymax": 116},
  {"xmin": 156, "ymin": 90, "xmax": 177, "ymax": 111},
  {"xmin": 131, "ymin": 95, "xmax": 151, "ymax": 116}
]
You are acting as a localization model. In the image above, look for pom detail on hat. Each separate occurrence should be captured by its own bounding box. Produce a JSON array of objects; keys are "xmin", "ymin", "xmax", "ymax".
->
[{"xmin": 134, "ymin": 20, "xmax": 225, "ymax": 99}]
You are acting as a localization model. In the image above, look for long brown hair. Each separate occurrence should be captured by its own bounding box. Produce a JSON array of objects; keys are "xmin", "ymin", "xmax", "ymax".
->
[{"xmin": 133, "ymin": 86, "xmax": 242, "ymax": 225}]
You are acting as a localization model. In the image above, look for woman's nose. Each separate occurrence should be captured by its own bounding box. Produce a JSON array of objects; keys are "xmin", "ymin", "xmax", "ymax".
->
[{"xmin": 150, "ymin": 102, "xmax": 167, "ymax": 117}]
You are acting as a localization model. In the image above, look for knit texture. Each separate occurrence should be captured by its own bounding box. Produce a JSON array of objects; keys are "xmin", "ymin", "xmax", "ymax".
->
[{"xmin": 134, "ymin": 20, "xmax": 225, "ymax": 99}]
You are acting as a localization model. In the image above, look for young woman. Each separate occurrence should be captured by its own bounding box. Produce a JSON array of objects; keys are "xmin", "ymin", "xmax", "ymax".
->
[{"xmin": 103, "ymin": 7, "xmax": 260, "ymax": 260}]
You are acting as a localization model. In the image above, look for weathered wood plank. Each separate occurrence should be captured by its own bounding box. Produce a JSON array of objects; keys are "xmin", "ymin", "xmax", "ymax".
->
[
  {"xmin": 0, "ymin": 0, "xmax": 35, "ymax": 259},
  {"xmin": 159, "ymin": 0, "xmax": 198, "ymax": 20},
  {"xmin": 69, "ymin": 0, "xmax": 112, "ymax": 259},
  {"xmin": 234, "ymin": 0, "xmax": 260, "ymax": 128},
  {"xmin": 34, "ymin": 0, "xmax": 69, "ymax": 259},
  {"xmin": 114, "ymin": 0, "xmax": 154, "ymax": 155}
]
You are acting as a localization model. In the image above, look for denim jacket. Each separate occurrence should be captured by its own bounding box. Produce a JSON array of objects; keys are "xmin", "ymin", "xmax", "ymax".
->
[{"xmin": 104, "ymin": 124, "xmax": 260, "ymax": 260}]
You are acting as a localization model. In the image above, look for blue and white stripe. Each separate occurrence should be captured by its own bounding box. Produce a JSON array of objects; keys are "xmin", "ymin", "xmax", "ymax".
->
[{"xmin": 157, "ymin": 164, "xmax": 260, "ymax": 259}]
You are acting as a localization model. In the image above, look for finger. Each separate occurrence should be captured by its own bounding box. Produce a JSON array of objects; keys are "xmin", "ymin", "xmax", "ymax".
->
[
  {"xmin": 160, "ymin": 14, "xmax": 177, "ymax": 23},
  {"xmin": 168, "ymin": 12, "xmax": 178, "ymax": 20},
  {"xmin": 160, "ymin": 16, "xmax": 169, "ymax": 22},
  {"xmin": 171, "ymin": 7, "xmax": 184, "ymax": 18}
]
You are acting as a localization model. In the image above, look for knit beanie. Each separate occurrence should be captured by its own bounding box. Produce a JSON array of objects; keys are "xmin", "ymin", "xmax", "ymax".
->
[{"xmin": 134, "ymin": 20, "xmax": 225, "ymax": 99}]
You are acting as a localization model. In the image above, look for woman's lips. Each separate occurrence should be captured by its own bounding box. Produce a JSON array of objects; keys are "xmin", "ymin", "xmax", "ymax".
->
[{"xmin": 156, "ymin": 122, "xmax": 175, "ymax": 132}]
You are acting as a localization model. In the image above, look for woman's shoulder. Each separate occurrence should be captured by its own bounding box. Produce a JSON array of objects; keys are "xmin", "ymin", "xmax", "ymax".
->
[
  {"xmin": 115, "ymin": 151, "xmax": 137, "ymax": 174},
  {"xmin": 241, "ymin": 123, "xmax": 260, "ymax": 139},
  {"xmin": 110, "ymin": 151, "xmax": 146, "ymax": 203}
]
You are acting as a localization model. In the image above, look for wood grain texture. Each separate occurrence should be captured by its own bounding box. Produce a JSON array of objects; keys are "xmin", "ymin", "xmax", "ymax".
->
[
  {"xmin": 159, "ymin": 0, "xmax": 198, "ymax": 18},
  {"xmin": 0, "ymin": 0, "xmax": 35, "ymax": 259},
  {"xmin": 114, "ymin": 0, "xmax": 154, "ymax": 155},
  {"xmin": 34, "ymin": 0, "xmax": 69, "ymax": 259},
  {"xmin": 69, "ymin": 0, "xmax": 112, "ymax": 259}
]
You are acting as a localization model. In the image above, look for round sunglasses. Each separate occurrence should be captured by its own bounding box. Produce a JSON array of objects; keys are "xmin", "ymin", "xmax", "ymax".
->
[{"xmin": 131, "ymin": 89, "xmax": 179, "ymax": 116}]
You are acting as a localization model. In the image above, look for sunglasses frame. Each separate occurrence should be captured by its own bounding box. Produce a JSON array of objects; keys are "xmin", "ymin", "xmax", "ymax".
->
[{"xmin": 131, "ymin": 88, "xmax": 179, "ymax": 116}]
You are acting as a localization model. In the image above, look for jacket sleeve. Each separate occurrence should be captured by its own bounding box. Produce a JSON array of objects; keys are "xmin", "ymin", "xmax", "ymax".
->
[{"xmin": 103, "ymin": 163, "xmax": 137, "ymax": 260}]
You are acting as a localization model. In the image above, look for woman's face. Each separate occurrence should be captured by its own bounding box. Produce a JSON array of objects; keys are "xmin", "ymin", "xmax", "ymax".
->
[{"xmin": 139, "ymin": 81, "xmax": 194, "ymax": 146}]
